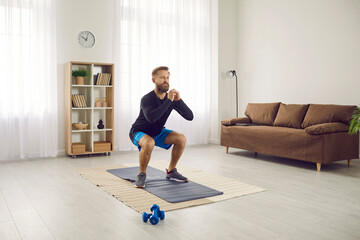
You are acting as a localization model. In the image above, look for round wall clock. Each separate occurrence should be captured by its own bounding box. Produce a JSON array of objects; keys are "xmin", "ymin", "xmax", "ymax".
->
[{"xmin": 78, "ymin": 31, "xmax": 95, "ymax": 48}]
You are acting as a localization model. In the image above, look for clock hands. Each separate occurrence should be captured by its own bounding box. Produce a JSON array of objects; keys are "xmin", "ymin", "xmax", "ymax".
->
[
  {"xmin": 81, "ymin": 33, "xmax": 90, "ymax": 41},
  {"xmin": 78, "ymin": 31, "xmax": 94, "ymax": 47}
]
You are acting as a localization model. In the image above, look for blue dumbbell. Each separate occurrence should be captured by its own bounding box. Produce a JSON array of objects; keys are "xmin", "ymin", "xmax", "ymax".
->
[{"xmin": 142, "ymin": 204, "xmax": 165, "ymax": 225}]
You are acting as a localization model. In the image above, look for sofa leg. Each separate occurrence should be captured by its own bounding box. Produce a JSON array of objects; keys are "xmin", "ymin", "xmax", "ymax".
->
[
  {"xmin": 348, "ymin": 159, "xmax": 351, "ymax": 167},
  {"xmin": 225, "ymin": 146, "xmax": 229, "ymax": 154},
  {"xmin": 316, "ymin": 163, "xmax": 321, "ymax": 172}
]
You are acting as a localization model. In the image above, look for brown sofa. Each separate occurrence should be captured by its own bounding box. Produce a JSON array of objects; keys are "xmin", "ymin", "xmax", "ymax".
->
[{"xmin": 221, "ymin": 102, "xmax": 359, "ymax": 171}]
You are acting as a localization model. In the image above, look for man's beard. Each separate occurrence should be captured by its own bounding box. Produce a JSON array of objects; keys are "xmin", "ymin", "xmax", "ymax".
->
[{"xmin": 156, "ymin": 83, "xmax": 169, "ymax": 93}]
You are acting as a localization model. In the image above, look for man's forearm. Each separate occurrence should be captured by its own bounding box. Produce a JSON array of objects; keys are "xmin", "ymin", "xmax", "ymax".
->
[
  {"xmin": 175, "ymin": 99, "xmax": 193, "ymax": 120},
  {"xmin": 142, "ymin": 99, "xmax": 172, "ymax": 123}
]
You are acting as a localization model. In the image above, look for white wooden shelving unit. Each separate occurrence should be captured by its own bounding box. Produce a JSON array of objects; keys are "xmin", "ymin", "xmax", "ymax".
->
[{"xmin": 65, "ymin": 61, "xmax": 114, "ymax": 157}]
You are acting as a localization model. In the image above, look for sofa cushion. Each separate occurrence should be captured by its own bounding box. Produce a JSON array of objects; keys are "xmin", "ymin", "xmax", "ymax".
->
[
  {"xmin": 305, "ymin": 122, "xmax": 349, "ymax": 135},
  {"xmin": 273, "ymin": 103, "xmax": 309, "ymax": 128},
  {"xmin": 221, "ymin": 117, "xmax": 251, "ymax": 126},
  {"xmin": 301, "ymin": 104, "xmax": 356, "ymax": 128},
  {"xmin": 245, "ymin": 102, "xmax": 280, "ymax": 125}
]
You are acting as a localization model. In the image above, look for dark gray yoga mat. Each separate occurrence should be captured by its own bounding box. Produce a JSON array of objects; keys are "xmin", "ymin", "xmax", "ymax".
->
[{"xmin": 107, "ymin": 166, "xmax": 223, "ymax": 203}]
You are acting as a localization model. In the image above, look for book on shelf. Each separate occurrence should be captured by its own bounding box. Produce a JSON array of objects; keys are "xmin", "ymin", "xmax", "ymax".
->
[
  {"xmin": 71, "ymin": 95, "xmax": 80, "ymax": 107},
  {"xmin": 71, "ymin": 94, "xmax": 87, "ymax": 108},
  {"xmin": 72, "ymin": 95, "xmax": 79, "ymax": 107},
  {"xmin": 95, "ymin": 73, "xmax": 112, "ymax": 85},
  {"xmin": 76, "ymin": 95, "xmax": 82, "ymax": 107},
  {"xmin": 81, "ymin": 95, "xmax": 87, "ymax": 107},
  {"xmin": 71, "ymin": 95, "xmax": 75, "ymax": 107}
]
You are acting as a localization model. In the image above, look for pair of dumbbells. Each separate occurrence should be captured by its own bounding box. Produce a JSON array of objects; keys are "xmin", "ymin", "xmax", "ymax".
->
[{"xmin": 142, "ymin": 204, "xmax": 165, "ymax": 225}]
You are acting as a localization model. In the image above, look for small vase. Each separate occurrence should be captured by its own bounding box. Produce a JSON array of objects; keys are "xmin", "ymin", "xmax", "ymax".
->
[
  {"xmin": 97, "ymin": 119, "xmax": 104, "ymax": 129},
  {"xmin": 76, "ymin": 76, "xmax": 85, "ymax": 85}
]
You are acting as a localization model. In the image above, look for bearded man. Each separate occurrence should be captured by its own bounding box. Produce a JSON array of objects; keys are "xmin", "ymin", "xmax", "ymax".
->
[{"xmin": 129, "ymin": 66, "xmax": 194, "ymax": 188}]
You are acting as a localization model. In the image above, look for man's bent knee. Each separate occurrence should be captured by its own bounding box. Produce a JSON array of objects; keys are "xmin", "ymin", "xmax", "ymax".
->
[
  {"xmin": 176, "ymin": 134, "xmax": 186, "ymax": 146},
  {"xmin": 140, "ymin": 137, "xmax": 155, "ymax": 151}
]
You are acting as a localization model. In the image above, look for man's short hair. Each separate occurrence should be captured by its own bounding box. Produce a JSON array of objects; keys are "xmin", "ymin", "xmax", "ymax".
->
[{"xmin": 152, "ymin": 66, "xmax": 169, "ymax": 78}]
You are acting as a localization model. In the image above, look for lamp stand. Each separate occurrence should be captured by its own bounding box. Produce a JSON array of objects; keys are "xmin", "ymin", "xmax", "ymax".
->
[{"xmin": 235, "ymin": 74, "xmax": 238, "ymax": 118}]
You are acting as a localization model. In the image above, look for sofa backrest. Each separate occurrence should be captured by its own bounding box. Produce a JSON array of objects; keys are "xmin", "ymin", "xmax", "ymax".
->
[
  {"xmin": 301, "ymin": 104, "xmax": 356, "ymax": 128},
  {"xmin": 244, "ymin": 102, "xmax": 356, "ymax": 129},
  {"xmin": 245, "ymin": 102, "xmax": 280, "ymax": 125}
]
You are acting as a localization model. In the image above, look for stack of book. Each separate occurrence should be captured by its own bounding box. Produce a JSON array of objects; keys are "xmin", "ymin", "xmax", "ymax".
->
[
  {"xmin": 72, "ymin": 94, "xmax": 87, "ymax": 108},
  {"xmin": 95, "ymin": 73, "xmax": 111, "ymax": 85}
]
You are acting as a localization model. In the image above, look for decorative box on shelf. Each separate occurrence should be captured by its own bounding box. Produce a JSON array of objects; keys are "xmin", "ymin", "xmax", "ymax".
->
[
  {"xmin": 94, "ymin": 141, "xmax": 111, "ymax": 152},
  {"xmin": 72, "ymin": 143, "xmax": 85, "ymax": 154}
]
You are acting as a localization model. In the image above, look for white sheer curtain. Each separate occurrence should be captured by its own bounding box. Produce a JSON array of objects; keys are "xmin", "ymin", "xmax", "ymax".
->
[
  {"xmin": 114, "ymin": 0, "xmax": 211, "ymax": 150},
  {"xmin": 0, "ymin": 0, "xmax": 58, "ymax": 161}
]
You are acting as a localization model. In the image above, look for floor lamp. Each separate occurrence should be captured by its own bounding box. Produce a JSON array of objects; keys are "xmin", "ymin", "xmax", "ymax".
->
[{"xmin": 226, "ymin": 70, "xmax": 238, "ymax": 117}]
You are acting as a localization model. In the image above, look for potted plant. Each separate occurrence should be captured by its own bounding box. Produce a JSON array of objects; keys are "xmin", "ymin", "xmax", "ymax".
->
[
  {"xmin": 72, "ymin": 69, "xmax": 88, "ymax": 85},
  {"xmin": 349, "ymin": 106, "xmax": 360, "ymax": 134}
]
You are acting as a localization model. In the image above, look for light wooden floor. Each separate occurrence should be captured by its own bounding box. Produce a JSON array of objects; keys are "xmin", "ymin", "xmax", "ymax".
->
[{"xmin": 0, "ymin": 144, "xmax": 359, "ymax": 240}]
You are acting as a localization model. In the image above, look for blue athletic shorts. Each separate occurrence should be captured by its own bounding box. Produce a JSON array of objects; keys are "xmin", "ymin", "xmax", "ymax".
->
[{"xmin": 129, "ymin": 128, "xmax": 173, "ymax": 151}]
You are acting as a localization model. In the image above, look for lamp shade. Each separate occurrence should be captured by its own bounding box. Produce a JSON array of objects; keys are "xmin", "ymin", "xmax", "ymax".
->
[{"xmin": 226, "ymin": 70, "xmax": 236, "ymax": 79}]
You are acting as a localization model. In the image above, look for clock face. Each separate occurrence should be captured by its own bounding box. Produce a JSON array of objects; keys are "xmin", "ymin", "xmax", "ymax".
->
[{"xmin": 78, "ymin": 31, "xmax": 95, "ymax": 48}]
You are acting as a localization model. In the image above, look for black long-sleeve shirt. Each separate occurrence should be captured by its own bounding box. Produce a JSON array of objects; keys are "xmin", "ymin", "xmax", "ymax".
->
[{"xmin": 131, "ymin": 90, "xmax": 193, "ymax": 138}]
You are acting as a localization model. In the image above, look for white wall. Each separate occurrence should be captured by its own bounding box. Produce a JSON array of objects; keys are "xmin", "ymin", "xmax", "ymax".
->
[
  {"xmin": 56, "ymin": 0, "xmax": 360, "ymax": 151},
  {"xmin": 56, "ymin": 0, "xmax": 114, "ymax": 153},
  {"xmin": 218, "ymin": 0, "xmax": 239, "ymax": 123},
  {"xmin": 236, "ymin": 0, "xmax": 360, "ymax": 114},
  {"xmin": 209, "ymin": 0, "xmax": 220, "ymax": 144},
  {"xmin": 56, "ymin": 0, "xmax": 221, "ymax": 150}
]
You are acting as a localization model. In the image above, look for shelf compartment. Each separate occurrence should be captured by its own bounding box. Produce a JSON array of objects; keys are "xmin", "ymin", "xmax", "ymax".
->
[
  {"xmin": 71, "ymin": 87, "xmax": 91, "ymax": 108},
  {"xmin": 93, "ymin": 87, "xmax": 112, "ymax": 108},
  {"xmin": 71, "ymin": 110, "xmax": 91, "ymax": 131},
  {"xmin": 93, "ymin": 131, "xmax": 113, "ymax": 150},
  {"xmin": 93, "ymin": 64, "xmax": 113, "ymax": 86},
  {"xmin": 71, "ymin": 64, "xmax": 92, "ymax": 85},
  {"xmin": 93, "ymin": 141, "xmax": 111, "ymax": 152},
  {"xmin": 72, "ymin": 132, "xmax": 92, "ymax": 153},
  {"xmin": 93, "ymin": 109, "xmax": 113, "ymax": 130}
]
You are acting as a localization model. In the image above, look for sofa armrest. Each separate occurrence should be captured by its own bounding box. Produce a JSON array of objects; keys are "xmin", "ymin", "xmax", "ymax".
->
[
  {"xmin": 221, "ymin": 117, "xmax": 251, "ymax": 126},
  {"xmin": 305, "ymin": 122, "xmax": 349, "ymax": 135}
]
